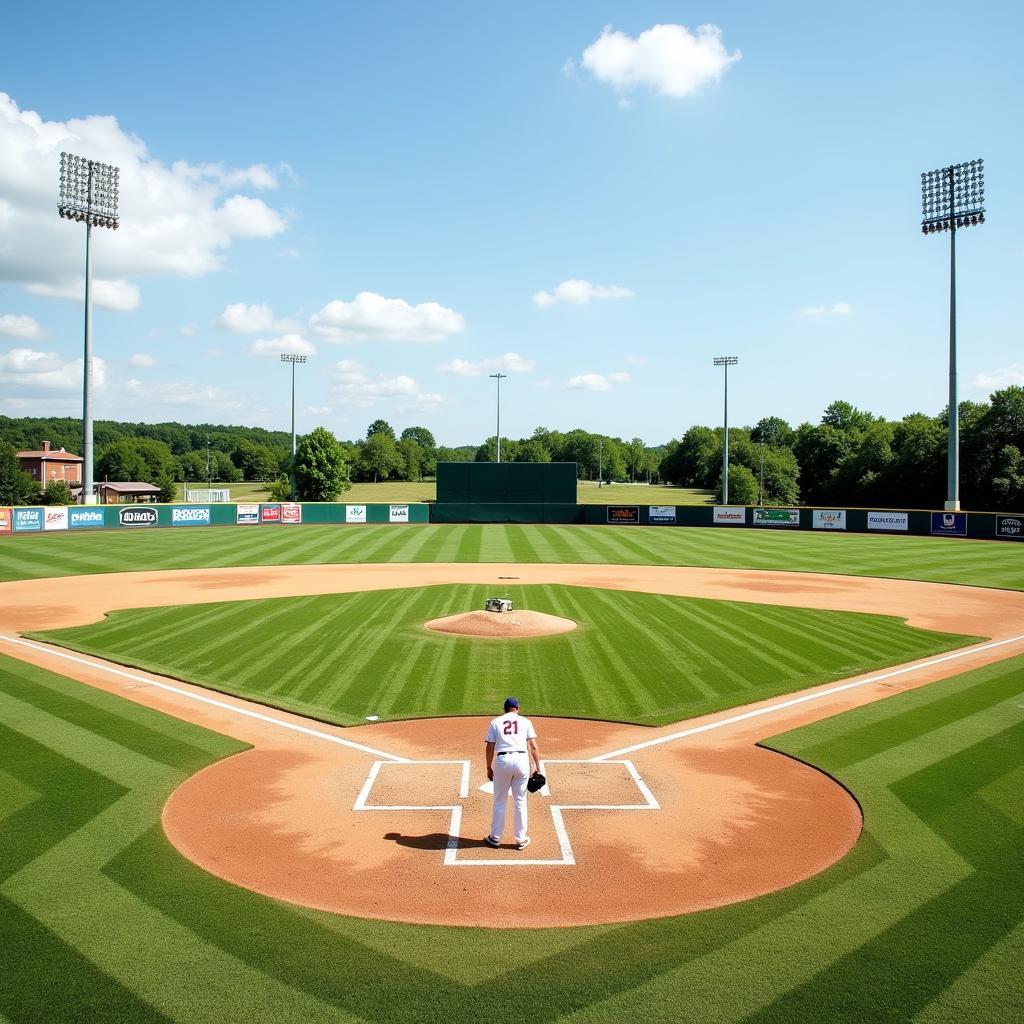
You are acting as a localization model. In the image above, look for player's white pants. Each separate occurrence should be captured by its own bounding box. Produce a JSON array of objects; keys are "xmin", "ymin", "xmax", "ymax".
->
[{"xmin": 490, "ymin": 751, "xmax": 529, "ymax": 843}]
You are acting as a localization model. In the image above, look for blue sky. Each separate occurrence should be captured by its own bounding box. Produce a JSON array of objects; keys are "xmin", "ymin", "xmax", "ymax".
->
[{"xmin": 1, "ymin": 2, "xmax": 1021, "ymax": 447}]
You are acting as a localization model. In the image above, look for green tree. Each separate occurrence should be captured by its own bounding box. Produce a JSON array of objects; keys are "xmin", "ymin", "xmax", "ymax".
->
[
  {"xmin": 233, "ymin": 441, "xmax": 281, "ymax": 481},
  {"xmin": 400, "ymin": 426, "xmax": 436, "ymax": 450},
  {"xmin": 660, "ymin": 426, "xmax": 720, "ymax": 487},
  {"xmin": 514, "ymin": 439, "xmax": 551, "ymax": 463},
  {"xmin": 475, "ymin": 437, "xmax": 520, "ymax": 463},
  {"xmin": 294, "ymin": 427, "xmax": 351, "ymax": 500},
  {"xmin": 367, "ymin": 419, "xmax": 396, "ymax": 441},
  {"xmin": 359, "ymin": 432, "xmax": 404, "ymax": 482},
  {"xmin": 155, "ymin": 473, "xmax": 177, "ymax": 503},
  {"xmin": 41, "ymin": 479, "xmax": 74, "ymax": 505},
  {"xmin": 625, "ymin": 438, "xmax": 647, "ymax": 482},
  {"xmin": 716, "ymin": 464, "xmax": 758, "ymax": 503},
  {"xmin": 397, "ymin": 437, "xmax": 425, "ymax": 481},
  {"xmin": 751, "ymin": 416, "xmax": 794, "ymax": 448},
  {"xmin": 96, "ymin": 440, "xmax": 150, "ymax": 481},
  {"xmin": 0, "ymin": 442, "xmax": 37, "ymax": 505}
]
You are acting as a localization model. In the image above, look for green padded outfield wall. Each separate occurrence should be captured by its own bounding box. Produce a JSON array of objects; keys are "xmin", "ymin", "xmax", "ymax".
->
[{"xmin": 436, "ymin": 462, "xmax": 577, "ymax": 504}]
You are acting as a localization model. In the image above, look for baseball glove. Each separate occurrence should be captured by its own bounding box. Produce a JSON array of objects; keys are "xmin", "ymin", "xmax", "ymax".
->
[{"xmin": 527, "ymin": 771, "xmax": 546, "ymax": 793}]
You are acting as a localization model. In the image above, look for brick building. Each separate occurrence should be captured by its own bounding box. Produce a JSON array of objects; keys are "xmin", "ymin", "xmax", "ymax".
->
[{"xmin": 16, "ymin": 440, "xmax": 83, "ymax": 492}]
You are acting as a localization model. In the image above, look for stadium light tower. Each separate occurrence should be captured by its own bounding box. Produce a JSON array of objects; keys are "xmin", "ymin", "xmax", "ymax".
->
[
  {"xmin": 921, "ymin": 158, "xmax": 985, "ymax": 511},
  {"xmin": 58, "ymin": 152, "xmax": 120, "ymax": 505},
  {"xmin": 713, "ymin": 356, "xmax": 738, "ymax": 503},
  {"xmin": 281, "ymin": 353, "xmax": 307, "ymax": 500},
  {"xmin": 489, "ymin": 372, "xmax": 507, "ymax": 463}
]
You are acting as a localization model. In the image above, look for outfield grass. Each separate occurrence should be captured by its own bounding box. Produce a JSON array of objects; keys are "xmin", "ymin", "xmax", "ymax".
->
[
  {"xmin": 2, "ymin": 649, "xmax": 1020, "ymax": 1023},
  {"xmin": 32, "ymin": 585, "xmax": 975, "ymax": 726},
  {"xmin": 2, "ymin": 523, "xmax": 1023, "ymax": 589}
]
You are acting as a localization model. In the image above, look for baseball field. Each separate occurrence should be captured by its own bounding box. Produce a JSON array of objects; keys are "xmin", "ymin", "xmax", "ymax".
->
[{"xmin": 1, "ymin": 523, "xmax": 1022, "ymax": 1022}]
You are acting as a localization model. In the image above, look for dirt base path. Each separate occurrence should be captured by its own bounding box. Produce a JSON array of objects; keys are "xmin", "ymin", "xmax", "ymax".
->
[{"xmin": 2, "ymin": 564, "xmax": 1023, "ymax": 928}]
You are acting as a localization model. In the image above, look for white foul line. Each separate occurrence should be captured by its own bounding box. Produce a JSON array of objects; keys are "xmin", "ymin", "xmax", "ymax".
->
[
  {"xmin": 592, "ymin": 633, "xmax": 1024, "ymax": 762},
  {"xmin": 0, "ymin": 634, "xmax": 410, "ymax": 763}
]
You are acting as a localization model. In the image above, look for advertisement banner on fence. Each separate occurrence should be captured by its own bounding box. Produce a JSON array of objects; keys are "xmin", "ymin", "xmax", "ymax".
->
[
  {"xmin": 753, "ymin": 508, "xmax": 800, "ymax": 526},
  {"xmin": 996, "ymin": 515, "xmax": 1023, "ymax": 540},
  {"xmin": 69, "ymin": 508, "xmax": 105, "ymax": 529},
  {"xmin": 172, "ymin": 506, "xmax": 211, "ymax": 527},
  {"xmin": 236, "ymin": 503, "xmax": 260, "ymax": 525},
  {"xmin": 43, "ymin": 507, "xmax": 69, "ymax": 531},
  {"xmin": 0, "ymin": 508, "xmax": 12, "ymax": 533},
  {"xmin": 281, "ymin": 503, "xmax": 302, "ymax": 524},
  {"xmin": 389, "ymin": 504, "xmax": 410, "ymax": 523},
  {"xmin": 867, "ymin": 511, "xmax": 909, "ymax": 532},
  {"xmin": 13, "ymin": 507, "xmax": 44, "ymax": 532},
  {"xmin": 607, "ymin": 506, "xmax": 640, "ymax": 525},
  {"xmin": 648, "ymin": 505, "xmax": 677, "ymax": 524},
  {"xmin": 713, "ymin": 506, "xmax": 746, "ymax": 525},
  {"xmin": 346, "ymin": 505, "xmax": 367, "ymax": 523},
  {"xmin": 119, "ymin": 507, "xmax": 158, "ymax": 528},
  {"xmin": 813, "ymin": 509, "xmax": 847, "ymax": 531},
  {"xmin": 260, "ymin": 504, "xmax": 281, "ymax": 523},
  {"xmin": 931, "ymin": 511, "xmax": 967, "ymax": 537}
]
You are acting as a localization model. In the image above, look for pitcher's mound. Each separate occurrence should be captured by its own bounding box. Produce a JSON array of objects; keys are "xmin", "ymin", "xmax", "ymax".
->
[{"xmin": 424, "ymin": 609, "xmax": 577, "ymax": 638}]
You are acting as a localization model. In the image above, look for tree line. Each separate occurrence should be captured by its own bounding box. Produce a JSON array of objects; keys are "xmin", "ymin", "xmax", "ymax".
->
[
  {"xmin": 2, "ymin": 385, "xmax": 1022, "ymax": 509},
  {"xmin": 659, "ymin": 388, "xmax": 1024, "ymax": 511}
]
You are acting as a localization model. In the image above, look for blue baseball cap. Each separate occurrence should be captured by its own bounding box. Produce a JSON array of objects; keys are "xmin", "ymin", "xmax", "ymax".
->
[{"xmin": 504, "ymin": 696, "xmax": 520, "ymax": 710}]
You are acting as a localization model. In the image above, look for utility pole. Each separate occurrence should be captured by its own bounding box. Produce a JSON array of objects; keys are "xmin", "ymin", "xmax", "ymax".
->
[
  {"xmin": 713, "ymin": 356, "xmax": 738, "ymax": 503},
  {"xmin": 489, "ymin": 373, "xmax": 507, "ymax": 462}
]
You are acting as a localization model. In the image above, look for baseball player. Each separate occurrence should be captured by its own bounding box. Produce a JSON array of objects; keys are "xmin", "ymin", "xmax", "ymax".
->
[{"xmin": 484, "ymin": 696, "xmax": 540, "ymax": 850}]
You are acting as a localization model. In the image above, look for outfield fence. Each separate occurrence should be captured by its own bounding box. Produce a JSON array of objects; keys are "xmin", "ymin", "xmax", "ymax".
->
[{"xmin": 0, "ymin": 500, "xmax": 1019, "ymax": 541}]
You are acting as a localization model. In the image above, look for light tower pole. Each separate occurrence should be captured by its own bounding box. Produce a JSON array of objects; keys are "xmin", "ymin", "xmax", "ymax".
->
[
  {"xmin": 281, "ymin": 353, "xmax": 308, "ymax": 499},
  {"xmin": 58, "ymin": 153, "xmax": 120, "ymax": 504},
  {"xmin": 713, "ymin": 356, "xmax": 738, "ymax": 503},
  {"xmin": 921, "ymin": 159, "xmax": 985, "ymax": 511},
  {"xmin": 489, "ymin": 372, "xmax": 507, "ymax": 463}
]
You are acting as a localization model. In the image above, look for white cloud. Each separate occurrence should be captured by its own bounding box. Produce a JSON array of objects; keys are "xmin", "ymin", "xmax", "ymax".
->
[
  {"xmin": 438, "ymin": 352, "xmax": 535, "ymax": 377},
  {"xmin": 0, "ymin": 92, "xmax": 290, "ymax": 308},
  {"xmin": 801, "ymin": 302, "xmax": 853, "ymax": 317},
  {"xmin": 249, "ymin": 333, "xmax": 316, "ymax": 358},
  {"xmin": 24, "ymin": 277, "xmax": 141, "ymax": 311},
  {"xmin": 128, "ymin": 352, "xmax": 157, "ymax": 368},
  {"xmin": 330, "ymin": 359, "xmax": 441, "ymax": 409},
  {"xmin": 217, "ymin": 195, "xmax": 288, "ymax": 238},
  {"xmin": 625, "ymin": 354, "xmax": 648, "ymax": 366},
  {"xmin": 278, "ymin": 247, "xmax": 300, "ymax": 260},
  {"xmin": 214, "ymin": 302, "xmax": 276, "ymax": 333},
  {"xmin": 579, "ymin": 23, "xmax": 741, "ymax": 99},
  {"xmin": 568, "ymin": 373, "xmax": 611, "ymax": 392},
  {"xmin": 533, "ymin": 279, "xmax": 634, "ymax": 308},
  {"xmin": 179, "ymin": 322, "xmax": 198, "ymax": 336},
  {"xmin": 0, "ymin": 347, "xmax": 106, "ymax": 391},
  {"xmin": 567, "ymin": 371, "xmax": 630, "ymax": 392},
  {"xmin": 310, "ymin": 292, "xmax": 464, "ymax": 343},
  {"xmin": 0, "ymin": 313, "xmax": 42, "ymax": 339},
  {"xmin": 973, "ymin": 364, "xmax": 1024, "ymax": 390}
]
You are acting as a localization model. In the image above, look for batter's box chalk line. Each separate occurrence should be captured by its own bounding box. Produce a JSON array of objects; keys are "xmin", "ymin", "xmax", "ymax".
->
[{"xmin": 353, "ymin": 758, "xmax": 659, "ymax": 867}]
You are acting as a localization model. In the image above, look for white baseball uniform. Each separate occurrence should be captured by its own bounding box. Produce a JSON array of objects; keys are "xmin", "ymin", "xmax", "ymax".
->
[{"xmin": 486, "ymin": 711, "xmax": 536, "ymax": 844}]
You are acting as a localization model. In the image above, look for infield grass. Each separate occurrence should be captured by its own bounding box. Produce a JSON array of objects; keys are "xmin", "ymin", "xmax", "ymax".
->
[
  {"xmin": 2, "ymin": 523, "xmax": 1023, "ymax": 589},
  {"xmin": 2, "ymin": 649, "xmax": 1021, "ymax": 1023},
  {"xmin": 32, "ymin": 585, "xmax": 977, "ymax": 726}
]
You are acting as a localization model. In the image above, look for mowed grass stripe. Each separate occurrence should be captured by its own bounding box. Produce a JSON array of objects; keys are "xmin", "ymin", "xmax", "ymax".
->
[
  {"xmin": 5, "ymin": 524, "xmax": 1024, "ymax": 590},
  {"xmin": 34, "ymin": 586, "xmax": 977, "ymax": 727}
]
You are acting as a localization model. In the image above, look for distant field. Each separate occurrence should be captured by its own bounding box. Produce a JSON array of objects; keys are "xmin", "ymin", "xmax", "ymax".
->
[
  {"xmin": 171, "ymin": 480, "xmax": 714, "ymax": 505},
  {"xmin": 3, "ymin": 524, "xmax": 1023, "ymax": 589},
  {"xmin": 32, "ymin": 584, "xmax": 975, "ymax": 726}
]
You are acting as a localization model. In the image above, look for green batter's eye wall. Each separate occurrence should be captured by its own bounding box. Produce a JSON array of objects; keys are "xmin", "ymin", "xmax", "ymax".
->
[{"xmin": 435, "ymin": 462, "xmax": 578, "ymax": 505}]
